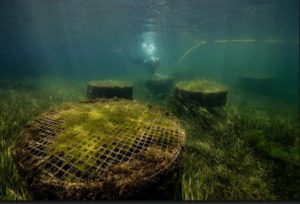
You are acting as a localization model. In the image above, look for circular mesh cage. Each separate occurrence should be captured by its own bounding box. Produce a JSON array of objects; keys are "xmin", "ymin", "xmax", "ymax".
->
[
  {"xmin": 10, "ymin": 98, "xmax": 185, "ymax": 200},
  {"xmin": 145, "ymin": 78, "xmax": 174, "ymax": 94},
  {"xmin": 236, "ymin": 74, "xmax": 275, "ymax": 94},
  {"xmin": 87, "ymin": 80, "xmax": 133, "ymax": 100}
]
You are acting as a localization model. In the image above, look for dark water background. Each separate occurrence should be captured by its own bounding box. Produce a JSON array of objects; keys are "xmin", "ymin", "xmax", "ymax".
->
[{"xmin": 0, "ymin": 0, "xmax": 299, "ymax": 98}]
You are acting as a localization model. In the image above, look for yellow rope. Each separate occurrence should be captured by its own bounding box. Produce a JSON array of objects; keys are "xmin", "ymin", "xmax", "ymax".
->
[
  {"xmin": 169, "ymin": 41, "xmax": 206, "ymax": 76},
  {"xmin": 166, "ymin": 38, "xmax": 297, "ymax": 77}
]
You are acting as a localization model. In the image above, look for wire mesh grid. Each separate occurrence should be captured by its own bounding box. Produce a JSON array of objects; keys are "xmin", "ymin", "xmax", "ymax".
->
[{"xmin": 15, "ymin": 99, "xmax": 185, "ymax": 187}]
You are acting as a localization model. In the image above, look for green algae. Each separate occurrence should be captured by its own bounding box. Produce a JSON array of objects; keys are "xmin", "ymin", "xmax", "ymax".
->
[
  {"xmin": 88, "ymin": 80, "xmax": 133, "ymax": 88},
  {"xmin": 175, "ymin": 80, "xmax": 228, "ymax": 93},
  {"xmin": 44, "ymin": 100, "xmax": 180, "ymax": 177}
]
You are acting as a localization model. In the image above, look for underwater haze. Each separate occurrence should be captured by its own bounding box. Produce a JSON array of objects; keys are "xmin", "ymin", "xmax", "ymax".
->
[
  {"xmin": 0, "ymin": 0, "xmax": 299, "ymax": 201},
  {"xmin": 0, "ymin": 0, "xmax": 299, "ymax": 93}
]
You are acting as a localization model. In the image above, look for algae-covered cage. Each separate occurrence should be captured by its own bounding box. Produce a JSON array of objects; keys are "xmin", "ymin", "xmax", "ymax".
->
[
  {"xmin": 87, "ymin": 80, "xmax": 133, "ymax": 100},
  {"xmin": 171, "ymin": 80, "xmax": 229, "ymax": 115},
  {"xmin": 236, "ymin": 74, "xmax": 275, "ymax": 94},
  {"xmin": 10, "ymin": 98, "xmax": 185, "ymax": 200}
]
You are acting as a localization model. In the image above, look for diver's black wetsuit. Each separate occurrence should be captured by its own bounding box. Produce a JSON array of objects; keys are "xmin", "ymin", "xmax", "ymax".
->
[{"xmin": 124, "ymin": 52, "xmax": 158, "ymax": 75}]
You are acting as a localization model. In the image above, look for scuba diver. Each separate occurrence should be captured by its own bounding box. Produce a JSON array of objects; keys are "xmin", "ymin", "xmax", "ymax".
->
[{"xmin": 124, "ymin": 52, "xmax": 160, "ymax": 76}]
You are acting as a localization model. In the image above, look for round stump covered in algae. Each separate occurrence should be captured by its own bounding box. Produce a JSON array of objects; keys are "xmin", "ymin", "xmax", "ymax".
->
[
  {"xmin": 87, "ymin": 80, "xmax": 133, "ymax": 100},
  {"xmin": 171, "ymin": 80, "xmax": 228, "ymax": 114},
  {"xmin": 10, "ymin": 98, "xmax": 185, "ymax": 200},
  {"xmin": 145, "ymin": 77, "xmax": 174, "ymax": 94}
]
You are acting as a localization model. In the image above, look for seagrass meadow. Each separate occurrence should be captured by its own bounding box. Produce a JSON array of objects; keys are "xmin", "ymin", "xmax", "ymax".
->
[
  {"xmin": 0, "ymin": 77, "xmax": 299, "ymax": 200},
  {"xmin": 1, "ymin": 0, "xmax": 299, "ymax": 201}
]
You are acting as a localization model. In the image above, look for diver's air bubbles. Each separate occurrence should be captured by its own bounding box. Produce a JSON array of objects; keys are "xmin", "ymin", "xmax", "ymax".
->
[
  {"xmin": 141, "ymin": 32, "xmax": 157, "ymax": 57},
  {"xmin": 142, "ymin": 43, "xmax": 156, "ymax": 57}
]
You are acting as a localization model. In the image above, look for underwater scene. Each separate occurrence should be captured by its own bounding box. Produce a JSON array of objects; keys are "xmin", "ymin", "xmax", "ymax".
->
[{"xmin": 0, "ymin": 0, "xmax": 299, "ymax": 201}]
